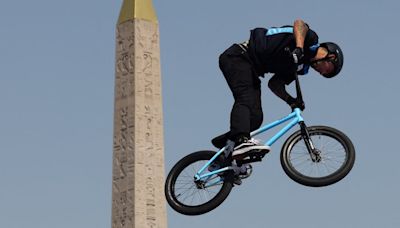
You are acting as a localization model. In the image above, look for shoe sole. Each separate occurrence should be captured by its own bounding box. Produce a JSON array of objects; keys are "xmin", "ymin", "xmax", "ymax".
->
[
  {"xmin": 232, "ymin": 145, "xmax": 270, "ymax": 158},
  {"xmin": 232, "ymin": 148, "xmax": 270, "ymax": 160}
]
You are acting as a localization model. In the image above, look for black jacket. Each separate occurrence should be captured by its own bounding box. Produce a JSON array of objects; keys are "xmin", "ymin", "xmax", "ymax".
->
[{"xmin": 248, "ymin": 25, "xmax": 319, "ymax": 76}]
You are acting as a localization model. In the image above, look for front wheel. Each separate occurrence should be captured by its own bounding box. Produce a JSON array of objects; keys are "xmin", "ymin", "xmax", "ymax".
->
[
  {"xmin": 281, "ymin": 125, "xmax": 355, "ymax": 187},
  {"xmin": 165, "ymin": 151, "xmax": 234, "ymax": 215}
]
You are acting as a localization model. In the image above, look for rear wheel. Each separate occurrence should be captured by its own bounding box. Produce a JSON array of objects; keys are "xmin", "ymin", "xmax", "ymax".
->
[
  {"xmin": 165, "ymin": 151, "xmax": 234, "ymax": 215},
  {"xmin": 281, "ymin": 126, "xmax": 355, "ymax": 187}
]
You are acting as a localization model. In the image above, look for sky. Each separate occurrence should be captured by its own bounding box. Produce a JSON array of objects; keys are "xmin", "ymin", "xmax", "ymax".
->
[{"xmin": 0, "ymin": 0, "xmax": 399, "ymax": 227}]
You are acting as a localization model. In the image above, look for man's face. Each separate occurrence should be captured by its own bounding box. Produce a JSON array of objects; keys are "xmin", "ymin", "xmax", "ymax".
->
[{"xmin": 311, "ymin": 54, "xmax": 336, "ymax": 76}]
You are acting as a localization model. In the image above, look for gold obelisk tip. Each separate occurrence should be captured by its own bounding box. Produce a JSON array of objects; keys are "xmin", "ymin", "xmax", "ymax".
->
[{"xmin": 118, "ymin": 0, "xmax": 158, "ymax": 24}]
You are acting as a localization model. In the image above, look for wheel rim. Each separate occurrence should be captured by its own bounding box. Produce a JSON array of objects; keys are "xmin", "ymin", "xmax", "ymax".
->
[
  {"xmin": 171, "ymin": 160, "xmax": 225, "ymax": 207},
  {"xmin": 288, "ymin": 132, "xmax": 348, "ymax": 179}
]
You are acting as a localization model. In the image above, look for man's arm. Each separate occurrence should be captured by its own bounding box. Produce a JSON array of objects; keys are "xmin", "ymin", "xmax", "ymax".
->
[
  {"xmin": 293, "ymin": 19, "xmax": 309, "ymax": 49},
  {"xmin": 268, "ymin": 74, "xmax": 295, "ymax": 104},
  {"xmin": 269, "ymin": 74, "xmax": 305, "ymax": 110}
]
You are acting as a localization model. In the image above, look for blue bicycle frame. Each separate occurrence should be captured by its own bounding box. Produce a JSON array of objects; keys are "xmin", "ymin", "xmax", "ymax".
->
[{"xmin": 194, "ymin": 108, "xmax": 304, "ymax": 185}]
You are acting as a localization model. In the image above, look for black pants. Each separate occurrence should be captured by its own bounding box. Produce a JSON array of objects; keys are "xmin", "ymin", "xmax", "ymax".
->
[{"xmin": 212, "ymin": 44, "xmax": 263, "ymax": 148}]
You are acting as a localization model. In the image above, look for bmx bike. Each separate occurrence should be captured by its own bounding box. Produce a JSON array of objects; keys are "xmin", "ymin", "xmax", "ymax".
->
[{"xmin": 164, "ymin": 74, "xmax": 355, "ymax": 215}]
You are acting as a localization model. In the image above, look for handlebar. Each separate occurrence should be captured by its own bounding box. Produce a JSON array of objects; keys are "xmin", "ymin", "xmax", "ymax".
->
[
  {"xmin": 294, "ymin": 73, "xmax": 304, "ymax": 105},
  {"xmin": 290, "ymin": 72, "xmax": 306, "ymax": 112}
]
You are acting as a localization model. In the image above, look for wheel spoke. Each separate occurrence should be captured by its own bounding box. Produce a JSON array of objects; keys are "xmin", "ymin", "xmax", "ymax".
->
[
  {"xmin": 289, "ymin": 132, "xmax": 349, "ymax": 178},
  {"xmin": 180, "ymin": 186, "xmax": 198, "ymax": 202},
  {"xmin": 171, "ymin": 159, "xmax": 225, "ymax": 207}
]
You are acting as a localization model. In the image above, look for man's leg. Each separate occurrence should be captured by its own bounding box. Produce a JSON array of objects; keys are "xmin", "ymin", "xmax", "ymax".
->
[
  {"xmin": 220, "ymin": 53, "xmax": 270, "ymax": 158},
  {"xmin": 229, "ymin": 88, "xmax": 257, "ymax": 141},
  {"xmin": 218, "ymin": 45, "xmax": 258, "ymax": 141},
  {"xmin": 211, "ymin": 87, "xmax": 262, "ymax": 148},
  {"xmin": 250, "ymin": 87, "xmax": 263, "ymax": 132}
]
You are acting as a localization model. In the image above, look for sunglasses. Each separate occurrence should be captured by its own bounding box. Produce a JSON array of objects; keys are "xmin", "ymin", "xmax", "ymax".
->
[{"xmin": 310, "ymin": 53, "xmax": 337, "ymax": 66}]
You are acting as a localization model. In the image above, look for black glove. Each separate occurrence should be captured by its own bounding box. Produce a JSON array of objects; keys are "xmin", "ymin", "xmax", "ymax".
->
[
  {"xmin": 286, "ymin": 97, "xmax": 305, "ymax": 111},
  {"xmin": 291, "ymin": 47, "xmax": 304, "ymax": 64}
]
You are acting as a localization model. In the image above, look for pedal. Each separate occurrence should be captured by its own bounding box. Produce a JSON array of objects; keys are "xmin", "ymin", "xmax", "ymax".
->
[{"xmin": 236, "ymin": 149, "xmax": 269, "ymax": 165}]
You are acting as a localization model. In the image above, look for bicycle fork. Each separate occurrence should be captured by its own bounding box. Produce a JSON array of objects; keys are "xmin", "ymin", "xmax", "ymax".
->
[{"xmin": 299, "ymin": 122, "xmax": 321, "ymax": 162}]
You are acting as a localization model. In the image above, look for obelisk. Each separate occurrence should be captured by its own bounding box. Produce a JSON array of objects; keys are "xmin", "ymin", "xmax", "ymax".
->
[{"xmin": 111, "ymin": 0, "xmax": 167, "ymax": 227}]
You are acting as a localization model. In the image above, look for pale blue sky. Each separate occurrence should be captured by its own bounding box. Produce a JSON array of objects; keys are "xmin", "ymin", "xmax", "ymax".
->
[{"xmin": 0, "ymin": 0, "xmax": 399, "ymax": 228}]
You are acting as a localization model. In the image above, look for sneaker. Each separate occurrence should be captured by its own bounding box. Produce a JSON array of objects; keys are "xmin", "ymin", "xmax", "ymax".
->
[{"xmin": 232, "ymin": 138, "xmax": 271, "ymax": 160}]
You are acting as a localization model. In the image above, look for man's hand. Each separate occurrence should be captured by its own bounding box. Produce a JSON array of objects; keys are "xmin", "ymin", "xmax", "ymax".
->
[
  {"xmin": 291, "ymin": 47, "xmax": 304, "ymax": 64},
  {"xmin": 287, "ymin": 97, "xmax": 305, "ymax": 111}
]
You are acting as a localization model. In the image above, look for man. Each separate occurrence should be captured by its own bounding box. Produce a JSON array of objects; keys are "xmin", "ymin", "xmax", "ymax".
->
[{"xmin": 212, "ymin": 19, "xmax": 344, "ymax": 160}]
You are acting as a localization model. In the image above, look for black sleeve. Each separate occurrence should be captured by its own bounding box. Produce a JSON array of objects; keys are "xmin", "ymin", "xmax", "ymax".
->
[
  {"xmin": 305, "ymin": 29, "xmax": 319, "ymax": 47},
  {"xmin": 268, "ymin": 73, "xmax": 296, "ymax": 104},
  {"xmin": 304, "ymin": 29, "xmax": 319, "ymax": 57}
]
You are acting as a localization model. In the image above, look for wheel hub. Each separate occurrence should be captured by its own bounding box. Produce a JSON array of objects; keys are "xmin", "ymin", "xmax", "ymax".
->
[
  {"xmin": 311, "ymin": 149, "xmax": 322, "ymax": 162},
  {"xmin": 194, "ymin": 179, "xmax": 205, "ymax": 189}
]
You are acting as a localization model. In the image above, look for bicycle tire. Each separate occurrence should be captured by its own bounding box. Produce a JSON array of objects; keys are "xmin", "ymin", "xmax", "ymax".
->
[
  {"xmin": 280, "ymin": 125, "xmax": 355, "ymax": 187},
  {"xmin": 165, "ymin": 150, "xmax": 234, "ymax": 215}
]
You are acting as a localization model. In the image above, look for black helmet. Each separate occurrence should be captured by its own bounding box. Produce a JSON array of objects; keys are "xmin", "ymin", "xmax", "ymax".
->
[{"xmin": 319, "ymin": 42, "xmax": 344, "ymax": 78}]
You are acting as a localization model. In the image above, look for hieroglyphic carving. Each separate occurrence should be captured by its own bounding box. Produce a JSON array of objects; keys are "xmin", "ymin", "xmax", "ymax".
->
[
  {"xmin": 135, "ymin": 20, "xmax": 160, "ymax": 228},
  {"xmin": 112, "ymin": 17, "xmax": 167, "ymax": 228},
  {"xmin": 112, "ymin": 21, "xmax": 136, "ymax": 228}
]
